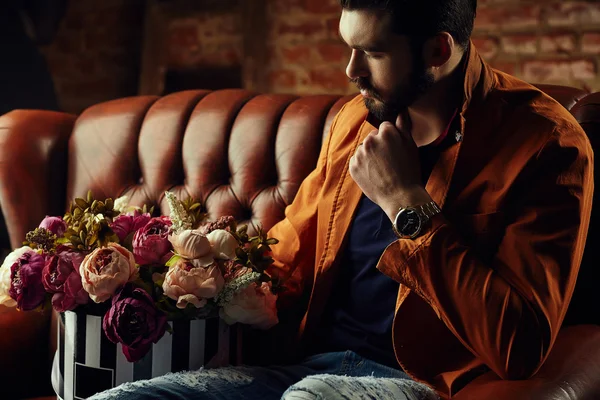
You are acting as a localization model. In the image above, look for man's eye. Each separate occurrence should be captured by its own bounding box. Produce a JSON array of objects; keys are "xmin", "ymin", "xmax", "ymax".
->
[{"xmin": 365, "ymin": 52, "xmax": 383, "ymax": 59}]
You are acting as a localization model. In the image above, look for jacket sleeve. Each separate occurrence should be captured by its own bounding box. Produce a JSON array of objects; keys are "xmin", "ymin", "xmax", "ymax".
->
[
  {"xmin": 378, "ymin": 127, "xmax": 594, "ymax": 380},
  {"xmin": 266, "ymin": 107, "xmax": 342, "ymax": 309}
]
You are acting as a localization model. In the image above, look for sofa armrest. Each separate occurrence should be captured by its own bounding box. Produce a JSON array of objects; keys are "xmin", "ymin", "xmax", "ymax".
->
[
  {"xmin": 0, "ymin": 110, "xmax": 76, "ymax": 249},
  {"xmin": 454, "ymin": 325, "xmax": 600, "ymax": 400},
  {"xmin": 0, "ymin": 110, "xmax": 75, "ymax": 398},
  {"xmin": 0, "ymin": 305, "xmax": 53, "ymax": 398}
]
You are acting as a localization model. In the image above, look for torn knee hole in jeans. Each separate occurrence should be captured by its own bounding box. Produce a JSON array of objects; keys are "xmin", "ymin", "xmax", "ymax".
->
[{"xmin": 163, "ymin": 367, "xmax": 255, "ymax": 390}]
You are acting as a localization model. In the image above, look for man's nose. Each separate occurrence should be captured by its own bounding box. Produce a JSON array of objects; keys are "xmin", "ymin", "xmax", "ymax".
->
[{"xmin": 346, "ymin": 50, "xmax": 369, "ymax": 80}]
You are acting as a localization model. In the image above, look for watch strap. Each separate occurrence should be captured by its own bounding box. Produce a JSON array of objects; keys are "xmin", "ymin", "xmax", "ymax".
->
[
  {"xmin": 416, "ymin": 201, "xmax": 441, "ymax": 223},
  {"xmin": 392, "ymin": 201, "xmax": 441, "ymax": 239}
]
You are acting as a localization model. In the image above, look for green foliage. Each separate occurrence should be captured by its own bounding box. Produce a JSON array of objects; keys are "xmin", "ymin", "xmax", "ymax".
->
[
  {"xmin": 62, "ymin": 191, "xmax": 120, "ymax": 251},
  {"xmin": 23, "ymin": 228, "xmax": 57, "ymax": 253}
]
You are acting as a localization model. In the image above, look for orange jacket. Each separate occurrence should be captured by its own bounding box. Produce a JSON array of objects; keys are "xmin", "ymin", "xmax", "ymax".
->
[{"xmin": 267, "ymin": 44, "xmax": 594, "ymax": 398}]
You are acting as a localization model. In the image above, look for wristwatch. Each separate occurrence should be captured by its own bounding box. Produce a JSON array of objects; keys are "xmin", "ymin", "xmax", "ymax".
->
[{"xmin": 392, "ymin": 201, "xmax": 441, "ymax": 239}]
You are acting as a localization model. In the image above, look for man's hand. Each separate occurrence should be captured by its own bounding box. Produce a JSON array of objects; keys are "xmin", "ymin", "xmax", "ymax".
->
[{"xmin": 349, "ymin": 113, "xmax": 432, "ymax": 222}]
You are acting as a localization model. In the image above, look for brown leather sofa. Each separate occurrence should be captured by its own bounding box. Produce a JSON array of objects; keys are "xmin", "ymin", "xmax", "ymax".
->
[{"xmin": 0, "ymin": 86, "xmax": 599, "ymax": 400}]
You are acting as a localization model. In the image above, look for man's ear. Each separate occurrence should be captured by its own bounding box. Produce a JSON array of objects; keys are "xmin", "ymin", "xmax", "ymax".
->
[{"xmin": 423, "ymin": 33, "xmax": 454, "ymax": 68}]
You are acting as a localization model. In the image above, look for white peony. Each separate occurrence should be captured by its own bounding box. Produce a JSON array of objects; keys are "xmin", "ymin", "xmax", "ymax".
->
[
  {"xmin": 113, "ymin": 195, "xmax": 130, "ymax": 213},
  {"xmin": 169, "ymin": 229, "xmax": 238, "ymax": 267},
  {"xmin": 0, "ymin": 246, "xmax": 33, "ymax": 307},
  {"xmin": 206, "ymin": 230, "xmax": 238, "ymax": 260},
  {"xmin": 169, "ymin": 229, "xmax": 213, "ymax": 265}
]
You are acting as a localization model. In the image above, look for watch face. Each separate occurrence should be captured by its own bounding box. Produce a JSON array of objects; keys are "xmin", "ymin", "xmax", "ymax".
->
[{"xmin": 396, "ymin": 209, "xmax": 422, "ymax": 237}]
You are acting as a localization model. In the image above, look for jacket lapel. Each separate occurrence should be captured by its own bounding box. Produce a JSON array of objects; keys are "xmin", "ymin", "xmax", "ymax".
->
[
  {"xmin": 299, "ymin": 118, "xmax": 373, "ymax": 338},
  {"xmin": 425, "ymin": 127, "xmax": 464, "ymax": 210}
]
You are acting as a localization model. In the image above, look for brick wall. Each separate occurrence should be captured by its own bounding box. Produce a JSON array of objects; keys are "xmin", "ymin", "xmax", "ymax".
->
[
  {"xmin": 266, "ymin": 0, "xmax": 350, "ymax": 94},
  {"xmin": 164, "ymin": 0, "xmax": 351, "ymax": 94},
  {"xmin": 167, "ymin": 12, "xmax": 242, "ymax": 70},
  {"xmin": 40, "ymin": 0, "xmax": 144, "ymax": 114},
  {"xmin": 42, "ymin": 0, "xmax": 600, "ymax": 113},
  {"xmin": 474, "ymin": 0, "xmax": 600, "ymax": 92},
  {"xmin": 166, "ymin": 0, "xmax": 600, "ymax": 96}
]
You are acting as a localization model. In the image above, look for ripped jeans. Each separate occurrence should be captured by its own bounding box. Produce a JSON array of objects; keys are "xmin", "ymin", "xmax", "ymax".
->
[{"xmin": 88, "ymin": 351, "xmax": 439, "ymax": 400}]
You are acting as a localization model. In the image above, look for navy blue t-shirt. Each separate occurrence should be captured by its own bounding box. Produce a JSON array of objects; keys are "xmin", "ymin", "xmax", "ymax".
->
[{"xmin": 311, "ymin": 120, "xmax": 455, "ymax": 369}]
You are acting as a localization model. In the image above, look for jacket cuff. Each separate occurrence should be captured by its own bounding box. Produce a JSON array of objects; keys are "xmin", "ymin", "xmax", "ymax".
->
[{"xmin": 377, "ymin": 213, "xmax": 447, "ymax": 292}]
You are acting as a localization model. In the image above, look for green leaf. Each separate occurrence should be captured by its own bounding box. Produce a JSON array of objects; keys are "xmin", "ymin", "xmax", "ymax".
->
[
  {"xmin": 165, "ymin": 254, "xmax": 181, "ymax": 268},
  {"xmin": 75, "ymin": 198, "xmax": 88, "ymax": 209}
]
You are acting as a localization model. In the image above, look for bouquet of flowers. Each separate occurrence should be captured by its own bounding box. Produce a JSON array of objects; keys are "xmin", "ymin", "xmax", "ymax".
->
[{"xmin": 0, "ymin": 191, "xmax": 280, "ymax": 362}]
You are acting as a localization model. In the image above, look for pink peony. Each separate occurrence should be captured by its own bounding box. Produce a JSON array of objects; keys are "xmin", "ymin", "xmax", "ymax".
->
[
  {"xmin": 42, "ymin": 249, "xmax": 89, "ymax": 312},
  {"xmin": 80, "ymin": 243, "xmax": 137, "ymax": 303},
  {"xmin": 110, "ymin": 211, "xmax": 152, "ymax": 244},
  {"xmin": 162, "ymin": 259, "xmax": 224, "ymax": 309},
  {"xmin": 103, "ymin": 284, "xmax": 167, "ymax": 362},
  {"xmin": 219, "ymin": 282, "xmax": 278, "ymax": 329},
  {"xmin": 132, "ymin": 217, "xmax": 173, "ymax": 265},
  {"xmin": 8, "ymin": 249, "xmax": 47, "ymax": 311},
  {"xmin": 39, "ymin": 216, "xmax": 67, "ymax": 237}
]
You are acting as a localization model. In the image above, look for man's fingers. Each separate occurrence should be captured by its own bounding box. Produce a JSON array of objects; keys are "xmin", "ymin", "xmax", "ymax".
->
[
  {"xmin": 379, "ymin": 121, "xmax": 393, "ymax": 131},
  {"xmin": 378, "ymin": 121, "xmax": 405, "ymax": 141},
  {"xmin": 395, "ymin": 110, "xmax": 412, "ymax": 135}
]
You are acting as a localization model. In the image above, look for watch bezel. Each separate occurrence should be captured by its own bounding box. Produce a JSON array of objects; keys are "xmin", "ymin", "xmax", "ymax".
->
[{"xmin": 393, "ymin": 207, "xmax": 423, "ymax": 239}]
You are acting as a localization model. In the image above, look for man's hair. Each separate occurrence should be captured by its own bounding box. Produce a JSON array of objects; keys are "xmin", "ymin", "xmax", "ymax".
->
[{"xmin": 340, "ymin": 0, "xmax": 477, "ymax": 49}]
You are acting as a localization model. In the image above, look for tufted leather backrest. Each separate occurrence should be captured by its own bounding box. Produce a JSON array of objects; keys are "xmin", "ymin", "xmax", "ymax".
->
[
  {"xmin": 66, "ymin": 90, "xmax": 349, "ymax": 235},
  {"xmin": 65, "ymin": 85, "xmax": 589, "ymax": 233}
]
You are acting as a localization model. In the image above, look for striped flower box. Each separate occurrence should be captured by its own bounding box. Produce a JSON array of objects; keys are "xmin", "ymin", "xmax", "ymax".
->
[{"xmin": 52, "ymin": 311, "xmax": 241, "ymax": 400}]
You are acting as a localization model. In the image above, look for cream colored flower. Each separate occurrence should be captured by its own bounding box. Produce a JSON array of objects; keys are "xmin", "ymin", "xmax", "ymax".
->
[
  {"xmin": 80, "ymin": 243, "xmax": 137, "ymax": 303},
  {"xmin": 220, "ymin": 282, "xmax": 278, "ymax": 329},
  {"xmin": 206, "ymin": 230, "xmax": 238, "ymax": 260},
  {"xmin": 0, "ymin": 246, "xmax": 33, "ymax": 307},
  {"xmin": 169, "ymin": 229, "xmax": 238, "ymax": 267},
  {"xmin": 162, "ymin": 260, "xmax": 224, "ymax": 309},
  {"xmin": 169, "ymin": 229, "xmax": 213, "ymax": 265},
  {"xmin": 113, "ymin": 195, "xmax": 130, "ymax": 213}
]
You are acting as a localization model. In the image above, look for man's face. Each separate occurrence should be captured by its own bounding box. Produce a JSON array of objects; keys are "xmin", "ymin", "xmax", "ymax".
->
[{"xmin": 339, "ymin": 10, "xmax": 435, "ymax": 122}]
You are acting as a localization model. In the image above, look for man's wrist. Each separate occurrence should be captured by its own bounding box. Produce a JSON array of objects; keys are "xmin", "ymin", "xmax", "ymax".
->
[{"xmin": 383, "ymin": 186, "xmax": 433, "ymax": 223}]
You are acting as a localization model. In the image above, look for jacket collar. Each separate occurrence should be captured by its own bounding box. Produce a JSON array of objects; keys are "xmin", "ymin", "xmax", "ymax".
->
[{"xmin": 459, "ymin": 41, "xmax": 496, "ymax": 133}]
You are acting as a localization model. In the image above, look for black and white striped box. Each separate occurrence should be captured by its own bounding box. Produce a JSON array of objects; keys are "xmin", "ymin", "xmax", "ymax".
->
[{"xmin": 52, "ymin": 311, "xmax": 241, "ymax": 400}]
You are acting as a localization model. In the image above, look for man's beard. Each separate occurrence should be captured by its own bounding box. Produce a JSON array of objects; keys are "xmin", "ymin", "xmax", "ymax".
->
[{"xmin": 352, "ymin": 60, "xmax": 435, "ymax": 122}]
